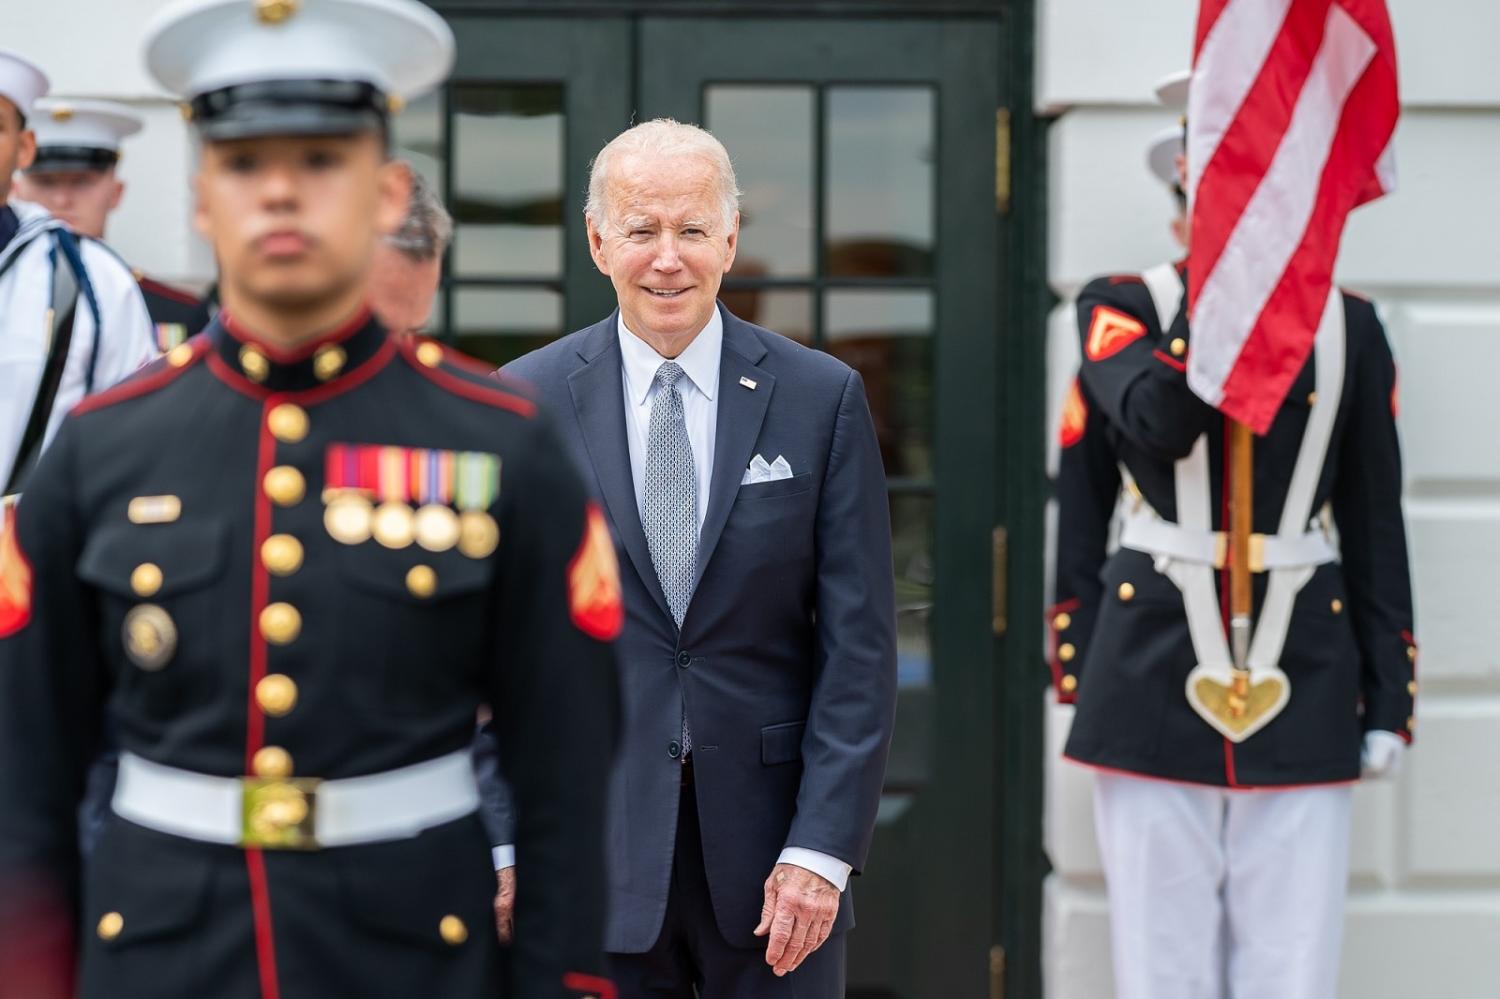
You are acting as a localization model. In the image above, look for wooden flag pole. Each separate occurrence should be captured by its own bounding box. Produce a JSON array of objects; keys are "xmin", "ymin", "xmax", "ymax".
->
[{"xmin": 1228, "ymin": 419, "xmax": 1254, "ymax": 717}]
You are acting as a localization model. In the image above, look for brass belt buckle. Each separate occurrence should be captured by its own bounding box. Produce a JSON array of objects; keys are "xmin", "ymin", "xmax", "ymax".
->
[{"xmin": 241, "ymin": 777, "xmax": 323, "ymax": 849}]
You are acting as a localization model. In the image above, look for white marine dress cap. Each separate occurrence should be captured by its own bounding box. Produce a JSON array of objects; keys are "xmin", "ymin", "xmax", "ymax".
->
[
  {"xmin": 28, "ymin": 98, "xmax": 144, "ymax": 173},
  {"xmin": 142, "ymin": 0, "xmax": 455, "ymax": 140},
  {"xmin": 0, "ymin": 50, "xmax": 50, "ymax": 122}
]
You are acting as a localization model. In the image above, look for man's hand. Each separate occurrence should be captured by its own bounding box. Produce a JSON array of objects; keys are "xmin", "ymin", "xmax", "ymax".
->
[
  {"xmin": 752, "ymin": 863, "xmax": 839, "ymax": 976},
  {"xmin": 493, "ymin": 866, "xmax": 516, "ymax": 943}
]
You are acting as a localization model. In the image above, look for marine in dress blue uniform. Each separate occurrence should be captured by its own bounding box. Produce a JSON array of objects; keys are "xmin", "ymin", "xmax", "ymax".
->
[
  {"xmin": 1048, "ymin": 71, "xmax": 1416, "ymax": 999},
  {"xmin": 0, "ymin": 4, "xmax": 620, "ymax": 998},
  {"xmin": 0, "ymin": 56, "xmax": 157, "ymax": 492}
]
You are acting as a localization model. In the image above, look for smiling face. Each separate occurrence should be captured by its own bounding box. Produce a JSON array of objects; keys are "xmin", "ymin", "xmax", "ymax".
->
[
  {"xmin": 193, "ymin": 132, "xmax": 407, "ymax": 317},
  {"xmin": 15, "ymin": 168, "xmax": 123, "ymax": 239},
  {"xmin": 587, "ymin": 151, "xmax": 738, "ymax": 355}
]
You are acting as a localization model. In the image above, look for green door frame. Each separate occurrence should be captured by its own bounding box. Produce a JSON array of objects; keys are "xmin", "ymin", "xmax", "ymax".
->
[{"xmin": 428, "ymin": 4, "xmax": 1049, "ymax": 995}]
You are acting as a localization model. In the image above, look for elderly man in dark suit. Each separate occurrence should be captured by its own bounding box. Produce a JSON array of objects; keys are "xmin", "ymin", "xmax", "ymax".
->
[{"xmin": 483, "ymin": 118, "xmax": 896, "ymax": 997}]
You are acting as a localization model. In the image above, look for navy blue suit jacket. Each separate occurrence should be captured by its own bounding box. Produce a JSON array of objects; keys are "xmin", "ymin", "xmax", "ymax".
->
[{"xmin": 480, "ymin": 304, "xmax": 897, "ymax": 953}]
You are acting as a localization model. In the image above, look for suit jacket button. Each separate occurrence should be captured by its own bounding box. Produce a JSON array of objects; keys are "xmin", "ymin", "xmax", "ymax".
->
[
  {"xmin": 668, "ymin": 741, "xmax": 681, "ymax": 759},
  {"xmin": 676, "ymin": 651, "xmax": 691, "ymax": 668}
]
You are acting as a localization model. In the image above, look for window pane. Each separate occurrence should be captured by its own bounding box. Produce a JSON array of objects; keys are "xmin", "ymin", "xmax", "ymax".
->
[
  {"xmin": 717, "ymin": 288, "xmax": 813, "ymax": 346},
  {"xmin": 451, "ymin": 85, "xmax": 564, "ymax": 279},
  {"xmin": 824, "ymin": 290, "xmax": 933, "ymax": 479},
  {"xmin": 824, "ymin": 87, "xmax": 936, "ymax": 278},
  {"xmin": 706, "ymin": 85, "xmax": 815, "ymax": 278},
  {"xmin": 451, "ymin": 288, "xmax": 562, "ymax": 369}
]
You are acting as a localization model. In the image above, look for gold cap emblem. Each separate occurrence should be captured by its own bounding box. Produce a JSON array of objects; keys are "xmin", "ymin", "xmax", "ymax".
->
[
  {"xmin": 254, "ymin": 0, "xmax": 300, "ymax": 25},
  {"xmin": 50, "ymin": 105, "xmax": 74, "ymax": 123}
]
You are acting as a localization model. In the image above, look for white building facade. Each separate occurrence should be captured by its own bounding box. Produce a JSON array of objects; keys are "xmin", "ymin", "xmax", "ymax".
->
[
  {"xmin": 6, "ymin": 1, "xmax": 1499, "ymax": 995},
  {"xmin": 1039, "ymin": 0, "xmax": 1500, "ymax": 996}
]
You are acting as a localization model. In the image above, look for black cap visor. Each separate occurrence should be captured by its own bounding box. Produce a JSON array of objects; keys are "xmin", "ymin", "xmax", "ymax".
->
[
  {"xmin": 27, "ymin": 146, "xmax": 120, "ymax": 174},
  {"xmin": 191, "ymin": 79, "xmax": 389, "ymax": 142}
]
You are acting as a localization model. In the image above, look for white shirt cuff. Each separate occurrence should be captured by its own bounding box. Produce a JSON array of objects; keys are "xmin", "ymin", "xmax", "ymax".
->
[
  {"xmin": 778, "ymin": 847, "xmax": 852, "ymax": 892},
  {"xmin": 492, "ymin": 844, "xmax": 516, "ymax": 870}
]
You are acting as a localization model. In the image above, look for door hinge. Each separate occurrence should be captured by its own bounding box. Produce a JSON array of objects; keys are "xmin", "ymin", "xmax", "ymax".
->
[
  {"xmin": 990, "ymin": 944, "xmax": 1006, "ymax": 999},
  {"xmin": 994, "ymin": 107, "xmax": 1012, "ymax": 215},
  {"xmin": 992, "ymin": 526, "xmax": 1008, "ymax": 636}
]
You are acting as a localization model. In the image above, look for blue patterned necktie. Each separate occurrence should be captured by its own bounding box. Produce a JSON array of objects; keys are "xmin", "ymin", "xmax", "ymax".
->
[{"xmin": 643, "ymin": 361, "xmax": 698, "ymax": 756}]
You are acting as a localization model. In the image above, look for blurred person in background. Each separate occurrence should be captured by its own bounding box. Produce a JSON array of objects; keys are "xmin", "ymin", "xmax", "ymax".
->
[
  {"xmin": 0, "ymin": 52, "xmax": 155, "ymax": 498},
  {"xmin": 369, "ymin": 163, "xmax": 449, "ymax": 337},
  {"xmin": 16, "ymin": 98, "xmax": 211, "ymax": 352}
]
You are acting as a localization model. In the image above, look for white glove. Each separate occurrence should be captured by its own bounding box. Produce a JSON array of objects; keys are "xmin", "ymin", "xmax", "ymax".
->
[{"xmin": 1361, "ymin": 730, "xmax": 1406, "ymax": 780}]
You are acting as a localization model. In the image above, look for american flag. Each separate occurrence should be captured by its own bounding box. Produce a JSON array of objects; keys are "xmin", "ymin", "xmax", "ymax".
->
[{"xmin": 1185, "ymin": 0, "xmax": 1400, "ymax": 433}]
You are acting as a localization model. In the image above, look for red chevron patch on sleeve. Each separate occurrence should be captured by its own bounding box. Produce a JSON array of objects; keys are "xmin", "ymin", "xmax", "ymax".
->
[
  {"xmin": 0, "ymin": 498, "xmax": 33, "ymax": 638},
  {"xmin": 1085, "ymin": 306, "xmax": 1147, "ymax": 362},
  {"xmin": 568, "ymin": 503, "xmax": 623, "ymax": 641},
  {"xmin": 1059, "ymin": 378, "xmax": 1088, "ymax": 449}
]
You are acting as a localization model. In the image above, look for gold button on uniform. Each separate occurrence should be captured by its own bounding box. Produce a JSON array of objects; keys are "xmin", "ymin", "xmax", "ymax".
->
[
  {"xmin": 1053, "ymin": 612, "xmax": 1072, "ymax": 631},
  {"xmin": 1406, "ymin": 716, "xmax": 1415, "ymax": 732},
  {"xmin": 1118, "ymin": 582, "xmax": 1136, "ymax": 602},
  {"xmin": 267, "ymin": 403, "xmax": 309, "ymax": 444},
  {"xmin": 168, "ymin": 343, "xmax": 194, "ymax": 367},
  {"xmin": 260, "ymin": 603, "xmax": 302, "ymax": 645},
  {"xmin": 313, "ymin": 344, "xmax": 346, "ymax": 381},
  {"xmin": 1407, "ymin": 646, "xmax": 1418, "ymax": 663},
  {"xmin": 256, "ymin": 674, "xmax": 299, "ymax": 717},
  {"xmin": 1058, "ymin": 643, "xmax": 1076, "ymax": 663},
  {"xmin": 261, "ymin": 534, "xmax": 304, "ymax": 576},
  {"xmin": 131, "ymin": 563, "xmax": 163, "ymax": 598},
  {"xmin": 439, "ymin": 915, "xmax": 468, "ymax": 946},
  {"xmin": 97, "ymin": 911, "xmax": 124, "ymax": 941},
  {"xmin": 253, "ymin": 746, "xmax": 294, "ymax": 778},
  {"xmin": 1169, "ymin": 338, "xmax": 1187, "ymax": 357},
  {"xmin": 1408, "ymin": 680, "xmax": 1418, "ymax": 696},
  {"xmin": 1331, "ymin": 598, "xmax": 1344, "ymax": 614},
  {"xmin": 416, "ymin": 341, "xmax": 444, "ymax": 368},
  {"xmin": 1307, "ymin": 391, "xmax": 1319, "ymax": 405},
  {"xmin": 240, "ymin": 345, "xmax": 270, "ymax": 383},
  {"xmin": 406, "ymin": 565, "xmax": 437, "ymax": 599},
  {"xmin": 264, "ymin": 466, "xmax": 306, "ymax": 507},
  {"xmin": 1061, "ymin": 675, "xmax": 1078, "ymax": 694}
]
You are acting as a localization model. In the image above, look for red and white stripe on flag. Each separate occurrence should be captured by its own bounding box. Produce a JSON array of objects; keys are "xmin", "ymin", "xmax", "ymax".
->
[{"xmin": 1185, "ymin": 0, "xmax": 1399, "ymax": 433}]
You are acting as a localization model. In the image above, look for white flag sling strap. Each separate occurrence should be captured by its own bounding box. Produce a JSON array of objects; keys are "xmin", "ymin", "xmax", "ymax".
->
[{"xmin": 1120, "ymin": 271, "xmax": 1345, "ymax": 742}]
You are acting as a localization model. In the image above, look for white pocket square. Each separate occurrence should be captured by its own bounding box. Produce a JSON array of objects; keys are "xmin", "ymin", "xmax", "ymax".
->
[{"xmin": 741, "ymin": 454, "xmax": 794, "ymax": 485}]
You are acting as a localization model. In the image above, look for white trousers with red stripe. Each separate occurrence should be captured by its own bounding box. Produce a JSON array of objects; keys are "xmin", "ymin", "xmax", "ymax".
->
[{"xmin": 1092, "ymin": 771, "xmax": 1352, "ymax": 999}]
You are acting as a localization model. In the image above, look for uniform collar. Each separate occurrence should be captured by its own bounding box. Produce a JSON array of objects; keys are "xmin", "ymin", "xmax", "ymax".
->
[
  {"xmin": 617, "ymin": 307, "xmax": 723, "ymax": 406},
  {"xmin": 209, "ymin": 305, "xmax": 388, "ymax": 394}
]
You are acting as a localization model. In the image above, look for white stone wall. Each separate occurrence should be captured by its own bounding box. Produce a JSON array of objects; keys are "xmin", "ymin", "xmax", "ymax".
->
[
  {"xmin": 1039, "ymin": 2, "xmax": 1500, "ymax": 997},
  {"xmin": 2, "ymin": 1, "xmax": 210, "ymax": 288}
]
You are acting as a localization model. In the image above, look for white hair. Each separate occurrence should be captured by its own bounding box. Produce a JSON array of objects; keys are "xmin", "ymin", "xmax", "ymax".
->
[{"xmin": 584, "ymin": 118, "xmax": 741, "ymax": 234}]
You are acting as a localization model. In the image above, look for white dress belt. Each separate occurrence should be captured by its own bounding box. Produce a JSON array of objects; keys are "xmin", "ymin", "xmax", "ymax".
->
[
  {"xmin": 1119, "ymin": 507, "xmax": 1337, "ymax": 572},
  {"xmin": 112, "ymin": 750, "xmax": 480, "ymax": 849}
]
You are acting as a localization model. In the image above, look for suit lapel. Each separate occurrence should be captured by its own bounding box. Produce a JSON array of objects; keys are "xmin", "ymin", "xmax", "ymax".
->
[
  {"xmin": 566, "ymin": 316, "xmax": 673, "ymax": 622},
  {"xmin": 694, "ymin": 311, "xmax": 773, "ymax": 590}
]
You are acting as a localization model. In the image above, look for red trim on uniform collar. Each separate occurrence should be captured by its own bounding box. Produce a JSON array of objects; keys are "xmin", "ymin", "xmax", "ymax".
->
[{"xmin": 219, "ymin": 304, "xmax": 373, "ymax": 363}]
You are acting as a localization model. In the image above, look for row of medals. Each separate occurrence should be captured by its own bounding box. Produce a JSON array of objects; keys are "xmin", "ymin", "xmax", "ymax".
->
[{"xmin": 324, "ymin": 489, "xmax": 499, "ymax": 558}]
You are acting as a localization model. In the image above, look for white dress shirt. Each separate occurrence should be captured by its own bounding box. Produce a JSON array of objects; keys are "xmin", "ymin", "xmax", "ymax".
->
[{"xmin": 617, "ymin": 310, "xmax": 720, "ymax": 531}]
